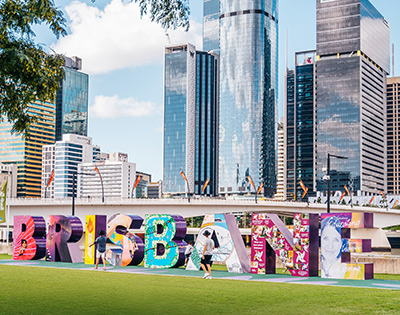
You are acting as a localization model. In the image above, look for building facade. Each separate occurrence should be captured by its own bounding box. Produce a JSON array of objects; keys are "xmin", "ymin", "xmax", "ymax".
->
[
  {"xmin": 41, "ymin": 134, "xmax": 100, "ymax": 198},
  {"xmin": 387, "ymin": 77, "xmax": 400, "ymax": 194},
  {"xmin": 275, "ymin": 121, "xmax": 285, "ymax": 200},
  {"xmin": 56, "ymin": 56, "xmax": 89, "ymax": 141},
  {"xmin": 216, "ymin": 0, "xmax": 279, "ymax": 196},
  {"xmin": 285, "ymin": 51, "xmax": 316, "ymax": 200},
  {"xmin": 285, "ymin": 69, "xmax": 295, "ymax": 200},
  {"xmin": 163, "ymin": 44, "xmax": 219, "ymax": 196},
  {"xmin": 0, "ymin": 100, "xmax": 56, "ymax": 198},
  {"xmin": 0, "ymin": 163, "xmax": 17, "ymax": 198},
  {"xmin": 78, "ymin": 153, "xmax": 136, "ymax": 199},
  {"xmin": 316, "ymin": 0, "xmax": 389, "ymax": 195}
]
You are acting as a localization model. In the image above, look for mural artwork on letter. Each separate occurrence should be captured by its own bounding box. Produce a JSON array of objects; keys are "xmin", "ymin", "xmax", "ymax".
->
[
  {"xmin": 144, "ymin": 214, "xmax": 187, "ymax": 268},
  {"xmin": 251, "ymin": 213, "xmax": 319, "ymax": 277},
  {"xmin": 85, "ymin": 215, "xmax": 107, "ymax": 265},
  {"xmin": 13, "ymin": 216, "xmax": 46, "ymax": 260},
  {"xmin": 187, "ymin": 214, "xmax": 251, "ymax": 273},
  {"xmin": 106, "ymin": 213, "xmax": 144, "ymax": 266},
  {"xmin": 321, "ymin": 213, "xmax": 373, "ymax": 280},
  {"xmin": 47, "ymin": 215, "xmax": 83, "ymax": 263}
]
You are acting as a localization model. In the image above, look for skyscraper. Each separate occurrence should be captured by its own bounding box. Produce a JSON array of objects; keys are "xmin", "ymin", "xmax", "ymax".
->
[
  {"xmin": 0, "ymin": 100, "xmax": 56, "ymax": 198},
  {"xmin": 316, "ymin": 0, "xmax": 389, "ymax": 195},
  {"xmin": 41, "ymin": 134, "xmax": 101, "ymax": 198},
  {"xmin": 209, "ymin": 0, "xmax": 279, "ymax": 196},
  {"xmin": 275, "ymin": 120, "xmax": 285, "ymax": 200},
  {"xmin": 285, "ymin": 51, "xmax": 316, "ymax": 200},
  {"xmin": 387, "ymin": 76, "xmax": 400, "ymax": 195},
  {"xmin": 78, "ymin": 153, "xmax": 136, "ymax": 199},
  {"xmin": 163, "ymin": 44, "xmax": 219, "ymax": 196},
  {"xmin": 56, "ymin": 56, "xmax": 89, "ymax": 141}
]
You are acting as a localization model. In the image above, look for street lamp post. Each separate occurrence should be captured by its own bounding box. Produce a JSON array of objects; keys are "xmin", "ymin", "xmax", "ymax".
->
[{"xmin": 327, "ymin": 153, "xmax": 348, "ymax": 213}]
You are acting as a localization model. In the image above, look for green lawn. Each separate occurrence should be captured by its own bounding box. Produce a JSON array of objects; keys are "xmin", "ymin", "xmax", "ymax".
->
[{"xmin": 0, "ymin": 265, "xmax": 400, "ymax": 314}]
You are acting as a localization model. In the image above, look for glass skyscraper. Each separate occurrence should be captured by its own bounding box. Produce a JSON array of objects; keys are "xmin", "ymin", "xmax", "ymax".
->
[
  {"xmin": 163, "ymin": 44, "xmax": 219, "ymax": 196},
  {"xmin": 56, "ymin": 56, "xmax": 89, "ymax": 141},
  {"xmin": 285, "ymin": 51, "xmax": 316, "ymax": 200},
  {"xmin": 316, "ymin": 0, "xmax": 389, "ymax": 195},
  {"xmin": 0, "ymin": 100, "xmax": 56, "ymax": 198},
  {"xmin": 387, "ymin": 77, "xmax": 400, "ymax": 195},
  {"xmin": 205, "ymin": 0, "xmax": 279, "ymax": 196}
]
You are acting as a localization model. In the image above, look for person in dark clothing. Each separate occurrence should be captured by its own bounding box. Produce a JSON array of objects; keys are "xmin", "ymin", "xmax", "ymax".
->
[{"xmin": 89, "ymin": 230, "xmax": 107, "ymax": 271}]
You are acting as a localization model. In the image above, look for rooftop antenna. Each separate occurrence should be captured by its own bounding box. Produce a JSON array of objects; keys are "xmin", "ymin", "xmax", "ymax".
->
[
  {"xmin": 285, "ymin": 29, "xmax": 288, "ymax": 71},
  {"xmin": 392, "ymin": 43, "xmax": 395, "ymax": 77}
]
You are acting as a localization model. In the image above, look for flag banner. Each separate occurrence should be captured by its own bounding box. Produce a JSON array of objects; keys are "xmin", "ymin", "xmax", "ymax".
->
[
  {"xmin": 299, "ymin": 180, "xmax": 307, "ymax": 192},
  {"xmin": 369, "ymin": 196, "xmax": 375, "ymax": 205},
  {"xmin": 339, "ymin": 191, "xmax": 346, "ymax": 203},
  {"xmin": 256, "ymin": 183, "xmax": 264, "ymax": 195},
  {"xmin": 133, "ymin": 175, "xmax": 141, "ymax": 191},
  {"xmin": 248, "ymin": 176, "xmax": 255, "ymax": 190},
  {"xmin": 302, "ymin": 187, "xmax": 308, "ymax": 199},
  {"xmin": 47, "ymin": 170, "xmax": 55, "ymax": 188},
  {"xmin": 95, "ymin": 166, "xmax": 103, "ymax": 181},
  {"xmin": 0, "ymin": 180, "xmax": 7, "ymax": 223},
  {"xmin": 344, "ymin": 185, "xmax": 350, "ymax": 196},
  {"xmin": 201, "ymin": 178, "xmax": 210, "ymax": 193},
  {"xmin": 180, "ymin": 171, "xmax": 187, "ymax": 182}
]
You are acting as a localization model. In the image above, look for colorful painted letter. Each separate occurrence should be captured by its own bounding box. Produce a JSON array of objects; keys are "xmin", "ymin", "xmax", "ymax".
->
[
  {"xmin": 187, "ymin": 214, "xmax": 251, "ymax": 273},
  {"xmin": 85, "ymin": 215, "xmax": 107, "ymax": 264},
  {"xmin": 47, "ymin": 215, "xmax": 83, "ymax": 263},
  {"xmin": 251, "ymin": 213, "xmax": 319, "ymax": 277},
  {"xmin": 13, "ymin": 216, "xmax": 46, "ymax": 260},
  {"xmin": 144, "ymin": 214, "xmax": 187, "ymax": 268},
  {"xmin": 106, "ymin": 213, "xmax": 144, "ymax": 266},
  {"xmin": 321, "ymin": 213, "xmax": 373, "ymax": 280}
]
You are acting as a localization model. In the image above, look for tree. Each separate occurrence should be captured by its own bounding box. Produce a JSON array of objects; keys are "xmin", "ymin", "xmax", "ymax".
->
[
  {"xmin": 0, "ymin": 0, "xmax": 66, "ymax": 137},
  {"xmin": 91, "ymin": 0, "xmax": 190, "ymax": 30}
]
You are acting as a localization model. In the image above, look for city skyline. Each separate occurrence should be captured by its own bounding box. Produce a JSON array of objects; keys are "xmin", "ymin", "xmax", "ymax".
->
[{"xmin": 33, "ymin": 0, "xmax": 400, "ymax": 182}]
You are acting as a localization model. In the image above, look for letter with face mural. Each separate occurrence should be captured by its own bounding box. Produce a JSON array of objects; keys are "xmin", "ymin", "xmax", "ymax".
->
[
  {"xmin": 13, "ymin": 216, "xmax": 46, "ymax": 260},
  {"xmin": 321, "ymin": 213, "xmax": 373, "ymax": 280}
]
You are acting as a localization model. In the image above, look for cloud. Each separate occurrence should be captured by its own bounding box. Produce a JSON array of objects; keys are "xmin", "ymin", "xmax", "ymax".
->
[
  {"xmin": 53, "ymin": 0, "xmax": 202, "ymax": 74},
  {"xmin": 89, "ymin": 94, "xmax": 155, "ymax": 118}
]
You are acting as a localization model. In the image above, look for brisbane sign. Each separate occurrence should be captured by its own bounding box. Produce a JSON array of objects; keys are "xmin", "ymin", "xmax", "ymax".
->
[{"xmin": 13, "ymin": 212, "xmax": 374, "ymax": 280}]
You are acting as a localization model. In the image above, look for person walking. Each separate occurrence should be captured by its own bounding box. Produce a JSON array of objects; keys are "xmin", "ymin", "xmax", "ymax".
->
[
  {"xmin": 89, "ymin": 230, "xmax": 107, "ymax": 271},
  {"xmin": 200, "ymin": 230, "xmax": 214, "ymax": 279},
  {"xmin": 184, "ymin": 241, "xmax": 194, "ymax": 266}
]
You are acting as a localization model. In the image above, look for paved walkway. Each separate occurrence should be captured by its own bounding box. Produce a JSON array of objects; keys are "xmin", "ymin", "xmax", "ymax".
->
[{"xmin": 1, "ymin": 259, "xmax": 400, "ymax": 290}]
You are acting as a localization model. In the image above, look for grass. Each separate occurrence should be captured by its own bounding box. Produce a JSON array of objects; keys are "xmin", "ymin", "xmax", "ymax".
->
[{"xmin": 0, "ymin": 264, "xmax": 400, "ymax": 315}]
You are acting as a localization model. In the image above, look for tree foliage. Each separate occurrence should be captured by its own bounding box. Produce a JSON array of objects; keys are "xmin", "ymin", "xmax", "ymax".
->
[
  {"xmin": 0, "ymin": 0, "xmax": 66, "ymax": 137},
  {"xmin": 92, "ymin": 0, "xmax": 190, "ymax": 30}
]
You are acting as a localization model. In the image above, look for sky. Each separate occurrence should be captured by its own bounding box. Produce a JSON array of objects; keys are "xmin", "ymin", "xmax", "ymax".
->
[{"xmin": 35, "ymin": 0, "xmax": 400, "ymax": 181}]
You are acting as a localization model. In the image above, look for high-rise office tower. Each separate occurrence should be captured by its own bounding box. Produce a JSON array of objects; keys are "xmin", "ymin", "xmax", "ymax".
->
[
  {"xmin": 285, "ymin": 51, "xmax": 316, "ymax": 200},
  {"xmin": 0, "ymin": 100, "xmax": 56, "ymax": 198},
  {"xmin": 285, "ymin": 69, "xmax": 295, "ymax": 199},
  {"xmin": 208, "ymin": 0, "xmax": 279, "ymax": 196},
  {"xmin": 56, "ymin": 56, "xmax": 89, "ymax": 141},
  {"xmin": 78, "ymin": 153, "xmax": 136, "ymax": 199},
  {"xmin": 275, "ymin": 120, "xmax": 285, "ymax": 200},
  {"xmin": 163, "ymin": 44, "xmax": 219, "ymax": 196},
  {"xmin": 387, "ymin": 77, "xmax": 400, "ymax": 194},
  {"xmin": 41, "ymin": 134, "xmax": 101, "ymax": 198},
  {"xmin": 316, "ymin": 0, "xmax": 389, "ymax": 195}
]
